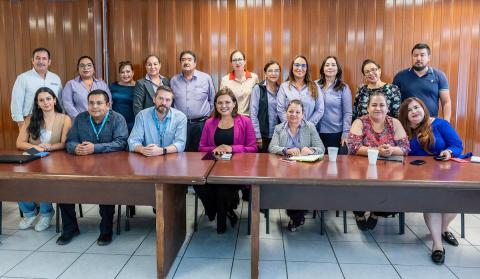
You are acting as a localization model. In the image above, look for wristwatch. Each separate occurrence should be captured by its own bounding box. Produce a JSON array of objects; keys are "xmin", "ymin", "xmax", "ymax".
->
[{"xmin": 162, "ymin": 147, "xmax": 167, "ymax": 155}]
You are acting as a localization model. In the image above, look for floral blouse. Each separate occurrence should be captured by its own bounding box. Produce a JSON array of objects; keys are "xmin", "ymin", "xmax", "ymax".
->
[
  {"xmin": 347, "ymin": 115, "xmax": 410, "ymax": 155},
  {"xmin": 352, "ymin": 83, "xmax": 401, "ymax": 120}
]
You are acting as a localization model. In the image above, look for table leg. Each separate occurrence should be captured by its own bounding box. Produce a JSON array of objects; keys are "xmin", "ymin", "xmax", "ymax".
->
[
  {"xmin": 156, "ymin": 183, "xmax": 187, "ymax": 279},
  {"xmin": 251, "ymin": 184, "xmax": 260, "ymax": 279}
]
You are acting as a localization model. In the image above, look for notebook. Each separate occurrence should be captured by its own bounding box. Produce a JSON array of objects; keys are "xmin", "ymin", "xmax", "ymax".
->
[{"xmin": 0, "ymin": 155, "xmax": 41, "ymax": 164}]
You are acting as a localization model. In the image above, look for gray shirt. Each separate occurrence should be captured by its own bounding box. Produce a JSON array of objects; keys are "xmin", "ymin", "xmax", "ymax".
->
[
  {"xmin": 170, "ymin": 70, "xmax": 215, "ymax": 119},
  {"xmin": 316, "ymin": 81, "xmax": 352, "ymax": 139}
]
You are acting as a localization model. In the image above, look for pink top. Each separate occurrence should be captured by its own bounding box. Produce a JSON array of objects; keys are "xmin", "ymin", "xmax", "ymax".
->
[
  {"xmin": 347, "ymin": 115, "xmax": 410, "ymax": 155},
  {"xmin": 199, "ymin": 115, "xmax": 258, "ymax": 153}
]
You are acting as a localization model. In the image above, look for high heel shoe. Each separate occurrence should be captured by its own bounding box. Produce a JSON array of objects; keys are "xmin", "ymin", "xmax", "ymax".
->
[{"xmin": 226, "ymin": 210, "xmax": 238, "ymax": 227}]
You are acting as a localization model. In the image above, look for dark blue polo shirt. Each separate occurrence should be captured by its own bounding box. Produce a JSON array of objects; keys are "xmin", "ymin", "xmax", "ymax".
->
[{"xmin": 393, "ymin": 67, "xmax": 449, "ymax": 117}]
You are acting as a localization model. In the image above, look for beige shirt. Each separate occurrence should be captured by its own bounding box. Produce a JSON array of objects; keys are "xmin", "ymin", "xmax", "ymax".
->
[{"xmin": 220, "ymin": 71, "xmax": 259, "ymax": 116}]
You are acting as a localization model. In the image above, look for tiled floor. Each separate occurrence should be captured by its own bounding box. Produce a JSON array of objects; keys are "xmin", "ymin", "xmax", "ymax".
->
[{"xmin": 1, "ymin": 195, "xmax": 480, "ymax": 279}]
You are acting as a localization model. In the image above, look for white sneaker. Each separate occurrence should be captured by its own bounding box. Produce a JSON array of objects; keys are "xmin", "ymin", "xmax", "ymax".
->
[
  {"xmin": 19, "ymin": 216, "xmax": 37, "ymax": 230},
  {"xmin": 35, "ymin": 210, "xmax": 54, "ymax": 232}
]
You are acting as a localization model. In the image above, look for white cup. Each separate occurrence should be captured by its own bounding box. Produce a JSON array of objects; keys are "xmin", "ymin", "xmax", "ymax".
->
[
  {"xmin": 367, "ymin": 149, "xmax": 379, "ymax": 165},
  {"xmin": 328, "ymin": 147, "xmax": 339, "ymax": 162},
  {"xmin": 327, "ymin": 162, "xmax": 338, "ymax": 176},
  {"xmin": 367, "ymin": 165, "xmax": 378, "ymax": 179}
]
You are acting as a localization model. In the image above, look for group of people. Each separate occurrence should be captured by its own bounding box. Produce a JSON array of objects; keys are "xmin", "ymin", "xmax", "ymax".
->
[{"xmin": 10, "ymin": 43, "xmax": 462, "ymax": 263}]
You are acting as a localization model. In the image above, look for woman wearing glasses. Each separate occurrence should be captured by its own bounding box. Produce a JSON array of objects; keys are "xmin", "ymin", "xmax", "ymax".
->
[
  {"xmin": 352, "ymin": 59, "xmax": 401, "ymax": 120},
  {"xmin": 220, "ymin": 50, "xmax": 259, "ymax": 116},
  {"xmin": 277, "ymin": 55, "xmax": 324, "ymax": 126},
  {"xmin": 250, "ymin": 61, "xmax": 281, "ymax": 152},
  {"xmin": 62, "ymin": 56, "xmax": 112, "ymax": 120}
]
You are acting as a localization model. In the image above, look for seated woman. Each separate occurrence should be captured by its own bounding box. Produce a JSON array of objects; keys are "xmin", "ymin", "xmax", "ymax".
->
[
  {"xmin": 269, "ymin": 99, "xmax": 325, "ymax": 232},
  {"xmin": 399, "ymin": 97, "xmax": 463, "ymax": 264},
  {"xmin": 196, "ymin": 87, "xmax": 257, "ymax": 234},
  {"xmin": 347, "ymin": 92, "xmax": 410, "ymax": 231},
  {"xmin": 16, "ymin": 87, "xmax": 72, "ymax": 231}
]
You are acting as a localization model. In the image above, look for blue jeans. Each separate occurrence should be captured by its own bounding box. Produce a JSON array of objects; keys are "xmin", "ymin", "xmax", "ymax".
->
[{"xmin": 18, "ymin": 202, "xmax": 53, "ymax": 217}]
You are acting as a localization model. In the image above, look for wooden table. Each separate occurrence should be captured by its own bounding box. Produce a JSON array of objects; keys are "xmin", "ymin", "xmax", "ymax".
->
[
  {"xmin": 0, "ymin": 151, "xmax": 214, "ymax": 279},
  {"xmin": 207, "ymin": 153, "xmax": 480, "ymax": 279}
]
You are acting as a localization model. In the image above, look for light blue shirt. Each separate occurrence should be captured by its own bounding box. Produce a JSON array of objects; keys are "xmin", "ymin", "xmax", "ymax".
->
[
  {"xmin": 316, "ymin": 81, "xmax": 352, "ymax": 139},
  {"xmin": 170, "ymin": 70, "xmax": 215, "ymax": 119},
  {"xmin": 277, "ymin": 81, "xmax": 324, "ymax": 125},
  {"xmin": 128, "ymin": 106, "xmax": 187, "ymax": 152},
  {"xmin": 11, "ymin": 68, "xmax": 62, "ymax": 122},
  {"xmin": 62, "ymin": 76, "xmax": 111, "ymax": 119}
]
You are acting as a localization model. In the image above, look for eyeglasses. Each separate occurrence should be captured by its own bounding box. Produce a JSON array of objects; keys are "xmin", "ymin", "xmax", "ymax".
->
[
  {"xmin": 88, "ymin": 101, "xmax": 106, "ymax": 106},
  {"xmin": 293, "ymin": 63, "xmax": 307, "ymax": 69},
  {"xmin": 231, "ymin": 58, "xmax": 244, "ymax": 63},
  {"xmin": 79, "ymin": 63, "xmax": 93, "ymax": 69},
  {"xmin": 363, "ymin": 68, "xmax": 378, "ymax": 75},
  {"xmin": 266, "ymin": 69, "xmax": 280, "ymax": 74},
  {"xmin": 181, "ymin": 58, "xmax": 194, "ymax": 62}
]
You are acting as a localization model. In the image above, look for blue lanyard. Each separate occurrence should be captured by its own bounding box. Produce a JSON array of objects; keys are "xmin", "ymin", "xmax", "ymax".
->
[
  {"xmin": 152, "ymin": 109, "xmax": 170, "ymax": 147},
  {"xmin": 89, "ymin": 110, "xmax": 110, "ymax": 141}
]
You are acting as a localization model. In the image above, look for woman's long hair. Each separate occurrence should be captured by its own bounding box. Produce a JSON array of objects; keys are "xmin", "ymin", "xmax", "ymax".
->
[
  {"xmin": 28, "ymin": 87, "xmax": 62, "ymax": 140},
  {"xmin": 317, "ymin": 56, "xmax": 345, "ymax": 92},
  {"xmin": 399, "ymin": 97, "xmax": 435, "ymax": 153},
  {"xmin": 287, "ymin": 55, "xmax": 318, "ymax": 99}
]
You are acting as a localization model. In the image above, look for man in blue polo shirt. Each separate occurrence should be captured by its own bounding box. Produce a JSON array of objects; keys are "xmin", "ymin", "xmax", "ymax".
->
[{"xmin": 393, "ymin": 43, "xmax": 451, "ymax": 122}]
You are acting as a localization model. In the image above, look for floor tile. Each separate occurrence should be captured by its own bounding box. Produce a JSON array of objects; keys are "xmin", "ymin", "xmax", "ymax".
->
[
  {"xmin": 341, "ymin": 263, "xmax": 400, "ymax": 279},
  {"xmin": 286, "ymin": 262, "xmax": 343, "ymax": 279},
  {"xmin": 0, "ymin": 250, "xmax": 32, "ymax": 276},
  {"xmin": 58, "ymin": 253, "xmax": 130, "ymax": 279},
  {"xmin": 5, "ymin": 251, "xmax": 79, "ymax": 278},
  {"xmin": 379, "ymin": 243, "xmax": 432, "ymax": 265},
  {"xmin": 282, "ymin": 222, "xmax": 329, "ymax": 241},
  {"xmin": 326, "ymin": 221, "xmax": 375, "ymax": 242},
  {"xmin": 370, "ymin": 225, "xmax": 423, "ymax": 244},
  {"xmin": 184, "ymin": 230, "xmax": 237, "ymax": 258},
  {"xmin": 449, "ymin": 266, "xmax": 480, "ymax": 279},
  {"xmin": 461, "ymin": 228, "xmax": 480, "ymax": 245},
  {"xmin": 174, "ymin": 258, "xmax": 232, "ymax": 279},
  {"xmin": 119, "ymin": 217, "xmax": 155, "ymax": 235},
  {"xmin": 409, "ymin": 225, "xmax": 471, "ymax": 246},
  {"xmin": 234, "ymin": 238, "xmax": 284, "ymax": 260},
  {"xmin": 38, "ymin": 232, "xmax": 97, "ymax": 253},
  {"xmin": 231, "ymin": 259, "xmax": 287, "ymax": 279},
  {"xmin": 86, "ymin": 233, "xmax": 146, "ymax": 255},
  {"xmin": 116, "ymin": 255, "xmax": 157, "ymax": 279},
  {"xmin": 238, "ymin": 219, "xmax": 283, "ymax": 240},
  {"xmin": 0, "ymin": 230, "xmax": 57, "ymax": 251},
  {"xmin": 394, "ymin": 264, "xmax": 457, "ymax": 279},
  {"xmin": 332, "ymin": 241, "xmax": 389, "ymax": 264},
  {"xmin": 444, "ymin": 245, "xmax": 480, "ymax": 267},
  {"xmin": 284, "ymin": 239, "xmax": 336, "ymax": 262}
]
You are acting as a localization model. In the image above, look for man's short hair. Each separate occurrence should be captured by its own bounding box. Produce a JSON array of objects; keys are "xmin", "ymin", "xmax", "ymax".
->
[
  {"xmin": 411, "ymin": 43, "xmax": 431, "ymax": 55},
  {"xmin": 154, "ymin": 85, "xmax": 174, "ymax": 98},
  {"xmin": 179, "ymin": 50, "xmax": 197, "ymax": 62},
  {"xmin": 32, "ymin": 47, "xmax": 51, "ymax": 59},
  {"xmin": 88, "ymin": 89, "xmax": 110, "ymax": 103}
]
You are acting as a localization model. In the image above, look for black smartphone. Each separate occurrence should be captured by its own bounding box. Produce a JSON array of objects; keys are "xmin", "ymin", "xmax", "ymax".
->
[
  {"xmin": 410, "ymin": 159, "xmax": 426, "ymax": 165},
  {"xmin": 201, "ymin": 152, "xmax": 218, "ymax": 161},
  {"xmin": 434, "ymin": 156, "xmax": 448, "ymax": 161}
]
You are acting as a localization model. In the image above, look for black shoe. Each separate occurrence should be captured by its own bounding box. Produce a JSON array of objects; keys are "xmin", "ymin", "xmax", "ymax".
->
[
  {"xmin": 241, "ymin": 188, "xmax": 250, "ymax": 202},
  {"xmin": 152, "ymin": 207, "xmax": 156, "ymax": 214},
  {"xmin": 226, "ymin": 210, "xmax": 238, "ymax": 228},
  {"xmin": 442, "ymin": 232, "xmax": 459, "ymax": 246},
  {"xmin": 287, "ymin": 219, "xmax": 298, "ymax": 232},
  {"xmin": 97, "ymin": 234, "xmax": 112, "ymax": 246},
  {"xmin": 366, "ymin": 216, "xmax": 378, "ymax": 230},
  {"xmin": 127, "ymin": 205, "xmax": 136, "ymax": 218},
  {"xmin": 56, "ymin": 229, "xmax": 80, "ymax": 245},
  {"xmin": 431, "ymin": 248, "xmax": 445, "ymax": 264},
  {"xmin": 355, "ymin": 216, "xmax": 368, "ymax": 231},
  {"xmin": 217, "ymin": 222, "xmax": 226, "ymax": 234}
]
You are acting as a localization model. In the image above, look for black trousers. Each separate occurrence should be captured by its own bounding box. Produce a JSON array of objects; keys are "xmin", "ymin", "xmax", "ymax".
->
[
  {"xmin": 319, "ymin": 132, "xmax": 342, "ymax": 151},
  {"xmin": 259, "ymin": 137, "xmax": 272, "ymax": 153},
  {"xmin": 354, "ymin": 211, "xmax": 396, "ymax": 218},
  {"xmin": 194, "ymin": 184, "xmax": 239, "ymax": 228},
  {"xmin": 185, "ymin": 120, "xmax": 206, "ymax": 152},
  {"xmin": 59, "ymin": 203, "xmax": 115, "ymax": 235},
  {"xmin": 286, "ymin": 210, "xmax": 307, "ymax": 224}
]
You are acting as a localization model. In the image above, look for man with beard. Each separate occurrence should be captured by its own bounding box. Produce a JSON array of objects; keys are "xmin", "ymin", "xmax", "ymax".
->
[
  {"xmin": 393, "ymin": 43, "xmax": 451, "ymax": 122},
  {"xmin": 170, "ymin": 50, "xmax": 215, "ymax": 151},
  {"xmin": 11, "ymin": 48, "xmax": 62, "ymax": 129},
  {"xmin": 128, "ymin": 85, "xmax": 187, "ymax": 156}
]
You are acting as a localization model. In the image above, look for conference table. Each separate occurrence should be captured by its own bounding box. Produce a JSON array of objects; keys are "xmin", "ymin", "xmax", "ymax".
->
[
  {"xmin": 207, "ymin": 153, "xmax": 480, "ymax": 279},
  {"xmin": 0, "ymin": 151, "xmax": 214, "ymax": 279}
]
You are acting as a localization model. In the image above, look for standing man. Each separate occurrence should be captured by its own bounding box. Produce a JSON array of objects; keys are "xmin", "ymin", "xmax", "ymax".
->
[
  {"xmin": 128, "ymin": 85, "xmax": 187, "ymax": 155},
  {"xmin": 11, "ymin": 47, "xmax": 62, "ymax": 128},
  {"xmin": 58, "ymin": 89, "xmax": 128, "ymax": 246},
  {"xmin": 393, "ymin": 43, "xmax": 451, "ymax": 122},
  {"xmin": 170, "ymin": 50, "xmax": 215, "ymax": 151}
]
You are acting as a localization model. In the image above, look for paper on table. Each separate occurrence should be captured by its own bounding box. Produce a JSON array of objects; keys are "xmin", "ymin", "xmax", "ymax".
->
[{"xmin": 286, "ymin": 154, "xmax": 324, "ymax": 162}]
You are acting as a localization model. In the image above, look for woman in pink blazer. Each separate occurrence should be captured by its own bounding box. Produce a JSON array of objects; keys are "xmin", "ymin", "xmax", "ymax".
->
[{"xmin": 197, "ymin": 87, "xmax": 257, "ymax": 234}]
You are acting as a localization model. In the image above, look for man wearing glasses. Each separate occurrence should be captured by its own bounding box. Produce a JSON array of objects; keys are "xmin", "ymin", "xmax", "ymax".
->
[
  {"xmin": 58, "ymin": 89, "xmax": 128, "ymax": 246},
  {"xmin": 170, "ymin": 50, "xmax": 214, "ymax": 152},
  {"xmin": 11, "ymin": 47, "xmax": 62, "ymax": 129}
]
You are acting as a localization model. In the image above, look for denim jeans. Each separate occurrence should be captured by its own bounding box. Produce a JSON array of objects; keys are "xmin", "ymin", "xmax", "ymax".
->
[{"xmin": 18, "ymin": 202, "xmax": 54, "ymax": 217}]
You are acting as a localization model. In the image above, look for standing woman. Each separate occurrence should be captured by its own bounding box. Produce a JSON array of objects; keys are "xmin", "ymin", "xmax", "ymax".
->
[
  {"xmin": 250, "ymin": 60, "xmax": 281, "ymax": 152},
  {"xmin": 316, "ymin": 56, "xmax": 352, "ymax": 149},
  {"xmin": 399, "ymin": 97, "xmax": 463, "ymax": 264},
  {"xmin": 352, "ymin": 59, "xmax": 401, "ymax": 120},
  {"xmin": 220, "ymin": 49, "xmax": 259, "ymax": 116},
  {"xmin": 277, "ymin": 55, "xmax": 324, "ymax": 126},
  {"xmin": 16, "ymin": 87, "xmax": 72, "ymax": 231},
  {"xmin": 133, "ymin": 55, "xmax": 169, "ymax": 115},
  {"xmin": 196, "ymin": 88, "xmax": 257, "ymax": 234},
  {"xmin": 62, "ymin": 55, "xmax": 112, "ymax": 120},
  {"xmin": 110, "ymin": 61, "xmax": 136, "ymax": 132}
]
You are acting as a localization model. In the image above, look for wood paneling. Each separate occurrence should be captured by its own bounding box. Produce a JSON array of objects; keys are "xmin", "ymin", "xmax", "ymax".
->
[{"xmin": 1, "ymin": 0, "xmax": 479, "ymax": 154}]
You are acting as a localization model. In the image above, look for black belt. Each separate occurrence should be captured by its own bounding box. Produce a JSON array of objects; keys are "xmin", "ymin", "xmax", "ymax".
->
[{"xmin": 187, "ymin": 116, "xmax": 208, "ymax": 124}]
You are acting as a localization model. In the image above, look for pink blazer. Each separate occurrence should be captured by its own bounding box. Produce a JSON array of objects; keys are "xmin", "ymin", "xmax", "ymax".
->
[{"xmin": 199, "ymin": 115, "xmax": 258, "ymax": 153}]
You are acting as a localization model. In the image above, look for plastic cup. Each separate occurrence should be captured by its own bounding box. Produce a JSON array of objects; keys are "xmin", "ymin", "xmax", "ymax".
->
[
  {"xmin": 367, "ymin": 149, "xmax": 379, "ymax": 165},
  {"xmin": 328, "ymin": 147, "xmax": 339, "ymax": 162}
]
